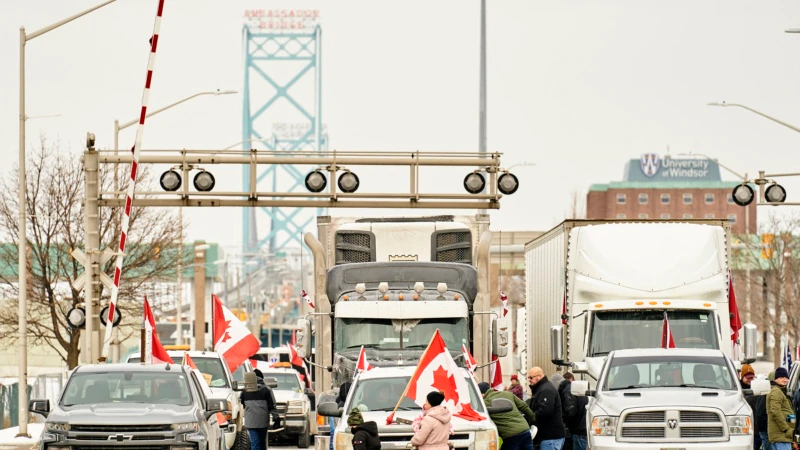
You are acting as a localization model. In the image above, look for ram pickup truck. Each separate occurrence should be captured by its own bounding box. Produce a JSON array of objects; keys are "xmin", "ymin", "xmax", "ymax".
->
[
  {"xmin": 571, "ymin": 348, "xmax": 770, "ymax": 450},
  {"xmin": 30, "ymin": 363, "xmax": 229, "ymax": 450}
]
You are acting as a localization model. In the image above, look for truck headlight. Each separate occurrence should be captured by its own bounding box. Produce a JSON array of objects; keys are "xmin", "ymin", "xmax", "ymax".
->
[
  {"xmin": 727, "ymin": 415, "xmax": 752, "ymax": 435},
  {"xmin": 45, "ymin": 422, "xmax": 70, "ymax": 432},
  {"xmin": 287, "ymin": 400, "xmax": 305, "ymax": 415},
  {"xmin": 475, "ymin": 429, "xmax": 498, "ymax": 450},
  {"xmin": 171, "ymin": 422, "xmax": 199, "ymax": 431},
  {"xmin": 591, "ymin": 416, "xmax": 618, "ymax": 436},
  {"xmin": 335, "ymin": 431, "xmax": 354, "ymax": 450}
]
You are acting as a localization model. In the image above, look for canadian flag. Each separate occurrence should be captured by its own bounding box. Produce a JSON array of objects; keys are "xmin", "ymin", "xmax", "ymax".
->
[
  {"xmin": 286, "ymin": 343, "xmax": 311, "ymax": 388},
  {"xmin": 392, "ymin": 329, "xmax": 485, "ymax": 424},
  {"xmin": 462, "ymin": 344, "xmax": 477, "ymax": 373},
  {"xmin": 662, "ymin": 312, "xmax": 676, "ymax": 349},
  {"xmin": 144, "ymin": 297, "xmax": 174, "ymax": 364},
  {"xmin": 301, "ymin": 289, "xmax": 314, "ymax": 309},
  {"xmin": 489, "ymin": 354, "xmax": 503, "ymax": 390},
  {"xmin": 213, "ymin": 294, "xmax": 260, "ymax": 372},
  {"xmin": 356, "ymin": 345, "xmax": 373, "ymax": 373},
  {"xmin": 500, "ymin": 292, "xmax": 508, "ymax": 317}
]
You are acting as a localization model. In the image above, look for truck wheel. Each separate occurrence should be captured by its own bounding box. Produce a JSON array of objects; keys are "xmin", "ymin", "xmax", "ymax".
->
[
  {"xmin": 233, "ymin": 427, "xmax": 250, "ymax": 450},
  {"xmin": 297, "ymin": 423, "xmax": 311, "ymax": 448}
]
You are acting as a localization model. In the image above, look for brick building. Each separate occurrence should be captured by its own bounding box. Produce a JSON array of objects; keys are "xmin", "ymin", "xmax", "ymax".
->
[{"xmin": 587, "ymin": 154, "xmax": 756, "ymax": 234}]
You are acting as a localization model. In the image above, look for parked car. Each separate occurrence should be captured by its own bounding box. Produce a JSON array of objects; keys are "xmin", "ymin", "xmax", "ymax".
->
[
  {"xmin": 30, "ymin": 363, "xmax": 228, "ymax": 450},
  {"xmin": 260, "ymin": 365, "xmax": 314, "ymax": 448}
]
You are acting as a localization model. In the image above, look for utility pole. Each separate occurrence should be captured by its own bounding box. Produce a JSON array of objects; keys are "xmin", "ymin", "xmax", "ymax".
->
[
  {"xmin": 83, "ymin": 137, "xmax": 102, "ymax": 364},
  {"xmin": 176, "ymin": 209, "xmax": 183, "ymax": 345},
  {"xmin": 193, "ymin": 243, "xmax": 207, "ymax": 350}
]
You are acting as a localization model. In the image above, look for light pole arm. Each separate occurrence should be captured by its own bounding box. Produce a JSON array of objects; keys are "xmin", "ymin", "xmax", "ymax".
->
[
  {"xmin": 719, "ymin": 103, "xmax": 800, "ymax": 135},
  {"xmin": 27, "ymin": 0, "xmax": 117, "ymax": 41},
  {"xmin": 119, "ymin": 92, "xmax": 215, "ymax": 131}
]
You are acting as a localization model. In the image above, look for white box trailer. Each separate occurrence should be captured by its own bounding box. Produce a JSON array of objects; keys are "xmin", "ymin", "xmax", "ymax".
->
[{"xmin": 524, "ymin": 219, "xmax": 754, "ymax": 379}]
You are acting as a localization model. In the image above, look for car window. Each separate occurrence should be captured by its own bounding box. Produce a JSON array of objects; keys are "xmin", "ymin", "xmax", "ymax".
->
[
  {"xmin": 190, "ymin": 358, "xmax": 230, "ymax": 388},
  {"xmin": 264, "ymin": 373, "xmax": 302, "ymax": 391},
  {"xmin": 603, "ymin": 354, "xmax": 736, "ymax": 391},
  {"xmin": 232, "ymin": 363, "xmax": 248, "ymax": 383},
  {"xmin": 62, "ymin": 371, "xmax": 192, "ymax": 406}
]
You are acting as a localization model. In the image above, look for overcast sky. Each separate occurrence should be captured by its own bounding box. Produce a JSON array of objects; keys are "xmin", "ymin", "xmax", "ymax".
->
[{"xmin": 3, "ymin": 1, "xmax": 800, "ymax": 253}]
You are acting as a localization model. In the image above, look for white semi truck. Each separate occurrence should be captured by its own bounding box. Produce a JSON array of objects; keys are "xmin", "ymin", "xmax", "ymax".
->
[
  {"xmin": 295, "ymin": 215, "xmax": 509, "ymax": 450},
  {"xmin": 524, "ymin": 219, "xmax": 757, "ymax": 380}
]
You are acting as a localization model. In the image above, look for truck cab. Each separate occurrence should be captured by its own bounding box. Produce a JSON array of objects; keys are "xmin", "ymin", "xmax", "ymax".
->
[{"xmin": 571, "ymin": 348, "xmax": 769, "ymax": 450}]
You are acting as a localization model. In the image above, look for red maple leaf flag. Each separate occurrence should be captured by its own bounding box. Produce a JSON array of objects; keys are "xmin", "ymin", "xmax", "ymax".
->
[
  {"xmin": 728, "ymin": 270, "xmax": 743, "ymax": 342},
  {"xmin": 400, "ymin": 329, "xmax": 485, "ymax": 423},
  {"xmin": 500, "ymin": 292, "xmax": 509, "ymax": 317},
  {"xmin": 301, "ymin": 289, "xmax": 315, "ymax": 309},
  {"xmin": 662, "ymin": 312, "xmax": 676, "ymax": 349},
  {"xmin": 183, "ymin": 352, "xmax": 197, "ymax": 369},
  {"xmin": 356, "ymin": 345, "xmax": 373, "ymax": 373},
  {"xmin": 489, "ymin": 354, "xmax": 503, "ymax": 389},
  {"xmin": 285, "ymin": 343, "xmax": 311, "ymax": 388},
  {"xmin": 144, "ymin": 297, "xmax": 174, "ymax": 365},
  {"xmin": 212, "ymin": 294, "xmax": 260, "ymax": 372},
  {"xmin": 462, "ymin": 344, "xmax": 477, "ymax": 373}
]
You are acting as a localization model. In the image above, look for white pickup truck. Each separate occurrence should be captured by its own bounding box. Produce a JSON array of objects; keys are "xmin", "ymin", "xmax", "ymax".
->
[{"xmin": 571, "ymin": 348, "xmax": 770, "ymax": 450}]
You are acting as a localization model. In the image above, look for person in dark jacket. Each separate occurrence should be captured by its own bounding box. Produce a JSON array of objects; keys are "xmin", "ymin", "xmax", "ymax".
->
[
  {"xmin": 241, "ymin": 369, "xmax": 277, "ymax": 450},
  {"xmin": 337, "ymin": 381, "xmax": 352, "ymax": 408},
  {"xmin": 556, "ymin": 375, "xmax": 573, "ymax": 450},
  {"xmin": 348, "ymin": 408, "xmax": 381, "ymax": 450},
  {"xmin": 756, "ymin": 371, "xmax": 776, "ymax": 450},
  {"xmin": 560, "ymin": 373, "xmax": 588, "ymax": 450},
  {"xmin": 739, "ymin": 364, "xmax": 759, "ymax": 450},
  {"xmin": 526, "ymin": 367, "xmax": 566, "ymax": 450}
]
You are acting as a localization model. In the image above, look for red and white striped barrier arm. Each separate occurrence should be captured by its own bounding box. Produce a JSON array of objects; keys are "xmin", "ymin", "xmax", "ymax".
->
[{"xmin": 100, "ymin": 0, "xmax": 166, "ymax": 361}]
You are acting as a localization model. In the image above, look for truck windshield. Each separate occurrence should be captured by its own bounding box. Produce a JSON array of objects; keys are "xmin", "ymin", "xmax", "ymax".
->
[
  {"xmin": 603, "ymin": 354, "xmax": 736, "ymax": 391},
  {"xmin": 264, "ymin": 373, "xmax": 302, "ymax": 391},
  {"xmin": 188, "ymin": 357, "xmax": 230, "ymax": 388},
  {"xmin": 588, "ymin": 310, "xmax": 718, "ymax": 356},
  {"xmin": 62, "ymin": 371, "xmax": 192, "ymax": 406},
  {"xmin": 348, "ymin": 376, "xmax": 485, "ymax": 413},
  {"xmin": 334, "ymin": 318, "xmax": 468, "ymax": 352}
]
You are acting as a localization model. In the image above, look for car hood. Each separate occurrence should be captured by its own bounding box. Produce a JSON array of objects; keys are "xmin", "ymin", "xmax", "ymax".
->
[
  {"xmin": 592, "ymin": 389, "xmax": 750, "ymax": 417},
  {"xmin": 273, "ymin": 390, "xmax": 305, "ymax": 403},
  {"xmin": 51, "ymin": 403, "xmax": 196, "ymax": 424},
  {"xmin": 337, "ymin": 411, "xmax": 496, "ymax": 434}
]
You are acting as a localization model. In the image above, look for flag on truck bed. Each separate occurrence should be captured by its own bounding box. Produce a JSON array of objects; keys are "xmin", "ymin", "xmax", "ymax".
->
[{"xmin": 144, "ymin": 297, "xmax": 174, "ymax": 364}]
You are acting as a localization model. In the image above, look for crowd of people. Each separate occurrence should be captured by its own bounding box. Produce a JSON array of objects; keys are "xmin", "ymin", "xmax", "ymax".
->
[{"xmin": 741, "ymin": 364, "xmax": 798, "ymax": 450}]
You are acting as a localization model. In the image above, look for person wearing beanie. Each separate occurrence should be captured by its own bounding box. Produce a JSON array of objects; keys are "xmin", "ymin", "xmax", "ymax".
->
[
  {"xmin": 240, "ymin": 369, "xmax": 276, "ymax": 450},
  {"xmin": 508, "ymin": 374, "xmax": 524, "ymax": 400},
  {"xmin": 767, "ymin": 367, "xmax": 795, "ymax": 449},
  {"xmin": 410, "ymin": 391, "xmax": 452, "ymax": 450},
  {"xmin": 348, "ymin": 407, "xmax": 381, "ymax": 450},
  {"xmin": 738, "ymin": 364, "xmax": 759, "ymax": 450},
  {"xmin": 480, "ymin": 382, "xmax": 536, "ymax": 449}
]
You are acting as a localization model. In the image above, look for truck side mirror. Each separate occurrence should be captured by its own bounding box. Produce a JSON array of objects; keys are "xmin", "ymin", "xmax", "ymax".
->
[
  {"xmin": 264, "ymin": 377, "xmax": 279, "ymax": 389},
  {"xmin": 742, "ymin": 323, "xmax": 758, "ymax": 364},
  {"xmin": 550, "ymin": 325, "xmax": 566, "ymax": 366},
  {"xmin": 28, "ymin": 399, "xmax": 50, "ymax": 418},
  {"xmin": 296, "ymin": 318, "xmax": 312, "ymax": 359},
  {"xmin": 317, "ymin": 402, "xmax": 342, "ymax": 417},
  {"xmin": 492, "ymin": 318, "xmax": 509, "ymax": 358},
  {"xmin": 571, "ymin": 380, "xmax": 589, "ymax": 397},
  {"xmin": 750, "ymin": 378, "xmax": 771, "ymax": 396},
  {"xmin": 572, "ymin": 361, "xmax": 589, "ymax": 374}
]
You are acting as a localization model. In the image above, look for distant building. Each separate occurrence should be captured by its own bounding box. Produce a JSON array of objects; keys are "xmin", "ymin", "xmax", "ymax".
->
[{"xmin": 587, "ymin": 154, "xmax": 756, "ymax": 234}]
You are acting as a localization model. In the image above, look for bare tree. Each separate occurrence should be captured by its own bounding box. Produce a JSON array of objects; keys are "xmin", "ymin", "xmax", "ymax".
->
[
  {"xmin": 732, "ymin": 211, "xmax": 800, "ymax": 363},
  {"xmin": 566, "ymin": 188, "xmax": 586, "ymax": 220},
  {"xmin": 0, "ymin": 138, "xmax": 185, "ymax": 368}
]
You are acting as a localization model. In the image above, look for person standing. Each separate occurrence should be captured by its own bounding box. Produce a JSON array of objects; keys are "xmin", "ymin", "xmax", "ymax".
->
[
  {"xmin": 479, "ymin": 382, "xmax": 535, "ymax": 450},
  {"xmin": 767, "ymin": 367, "xmax": 796, "ymax": 450},
  {"xmin": 347, "ymin": 408, "xmax": 381, "ymax": 450},
  {"xmin": 757, "ymin": 371, "xmax": 776, "ymax": 450},
  {"xmin": 739, "ymin": 364, "xmax": 759, "ymax": 450},
  {"xmin": 560, "ymin": 373, "xmax": 588, "ymax": 450},
  {"xmin": 526, "ymin": 367, "xmax": 566, "ymax": 450},
  {"xmin": 241, "ymin": 369, "xmax": 277, "ymax": 450},
  {"xmin": 508, "ymin": 375, "xmax": 524, "ymax": 400},
  {"xmin": 410, "ymin": 391, "xmax": 452, "ymax": 450}
]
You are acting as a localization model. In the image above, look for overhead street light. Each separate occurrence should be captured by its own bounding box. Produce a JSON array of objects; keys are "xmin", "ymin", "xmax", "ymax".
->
[
  {"xmin": 160, "ymin": 170, "xmax": 181, "ymax": 191},
  {"xmin": 65, "ymin": 306, "xmax": 86, "ymax": 329},
  {"xmin": 193, "ymin": 171, "xmax": 216, "ymax": 192},
  {"xmin": 708, "ymin": 101, "xmax": 800, "ymax": 135},
  {"xmin": 464, "ymin": 172, "xmax": 486, "ymax": 194},
  {"xmin": 337, "ymin": 171, "xmax": 360, "ymax": 193},
  {"xmin": 497, "ymin": 173, "xmax": 519, "ymax": 195},
  {"xmin": 304, "ymin": 170, "xmax": 327, "ymax": 192},
  {"xmin": 731, "ymin": 184, "xmax": 755, "ymax": 207},
  {"xmin": 765, "ymin": 183, "xmax": 787, "ymax": 203}
]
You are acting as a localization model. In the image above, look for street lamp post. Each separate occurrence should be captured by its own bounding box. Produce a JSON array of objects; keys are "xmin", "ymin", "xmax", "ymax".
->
[
  {"xmin": 708, "ymin": 102, "xmax": 800, "ymax": 135},
  {"xmin": 18, "ymin": 0, "xmax": 118, "ymax": 437}
]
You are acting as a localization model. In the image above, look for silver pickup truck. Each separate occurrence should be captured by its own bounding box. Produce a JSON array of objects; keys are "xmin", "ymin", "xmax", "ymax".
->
[
  {"xmin": 30, "ymin": 363, "xmax": 229, "ymax": 450},
  {"xmin": 571, "ymin": 348, "xmax": 770, "ymax": 450}
]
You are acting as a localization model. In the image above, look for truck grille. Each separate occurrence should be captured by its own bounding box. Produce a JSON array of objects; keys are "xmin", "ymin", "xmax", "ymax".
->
[
  {"xmin": 275, "ymin": 402, "xmax": 287, "ymax": 414},
  {"xmin": 618, "ymin": 408, "xmax": 726, "ymax": 443},
  {"xmin": 73, "ymin": 447, "xmax": 168, "ymax": 450},
  {"xmin": 71, "ymin": 425, "xmax": 172, "ymax": 433}
]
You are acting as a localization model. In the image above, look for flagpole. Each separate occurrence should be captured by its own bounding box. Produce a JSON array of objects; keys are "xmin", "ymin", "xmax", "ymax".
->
[
  {"xmin": 141, "ymin": 296, "xmax": 147, "ymax": 365},
  {"xmin": 386, "ymin": 329, "xmax": 441, "ymax": 424}
]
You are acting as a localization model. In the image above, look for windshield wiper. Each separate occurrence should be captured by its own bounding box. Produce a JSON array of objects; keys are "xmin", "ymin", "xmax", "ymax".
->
[
  {"xmin": 346, "ymin": 344, "xmax": 380, "ymax": 349},
  {"xmin": 609, "ymin": 384, "xmax": 651, "ymax": 391},
  {"xmin": 402, "ymin": 345, "xmax": 429, "ymax": 349},
  {"xmin": 675, "ymin": 384, "xmax": 722, "ymax": 390}
]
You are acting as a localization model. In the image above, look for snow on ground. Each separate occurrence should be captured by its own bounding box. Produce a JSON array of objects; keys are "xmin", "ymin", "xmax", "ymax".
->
[{"xmin": 0, "ymin": 424, "xmax": 42, "ymax": 445}]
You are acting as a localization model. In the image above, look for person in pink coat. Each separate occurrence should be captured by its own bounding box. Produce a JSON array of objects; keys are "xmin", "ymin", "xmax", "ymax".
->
[{"xmin": 410, "ymin": 391, "xmax": 453, "ymax": 450}]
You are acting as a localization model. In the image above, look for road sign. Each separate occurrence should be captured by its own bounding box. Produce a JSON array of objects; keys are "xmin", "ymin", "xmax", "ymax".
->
[{"xmin": 71, "ymin": 248, "xmax": 116, "ymax": 292}]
